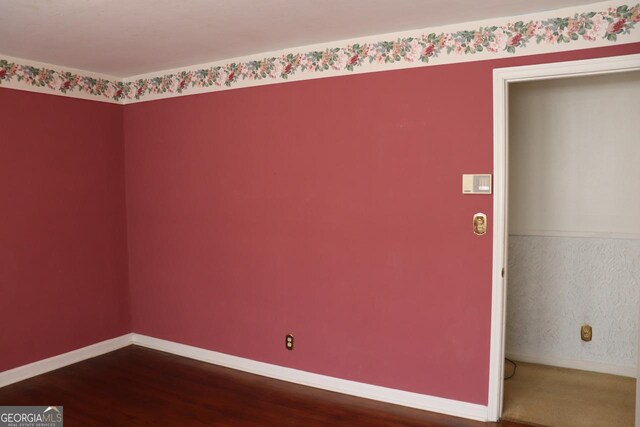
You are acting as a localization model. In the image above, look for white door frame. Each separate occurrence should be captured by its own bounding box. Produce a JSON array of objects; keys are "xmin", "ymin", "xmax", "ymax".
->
[{"xmin": 487, "ymin": 53, "xmax": 640, "ymax": 423}]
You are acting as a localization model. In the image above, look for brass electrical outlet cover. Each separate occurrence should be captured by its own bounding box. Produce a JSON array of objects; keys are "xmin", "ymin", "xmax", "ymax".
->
[{"xmin": 581, "ymin": 325, "xmax": 592, "ymax": 342}]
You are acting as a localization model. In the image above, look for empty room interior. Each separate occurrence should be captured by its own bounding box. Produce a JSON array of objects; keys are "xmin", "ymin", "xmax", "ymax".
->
[{"xmin": 0, "ymin": 1, "xmax": 639, "ymax": 426}]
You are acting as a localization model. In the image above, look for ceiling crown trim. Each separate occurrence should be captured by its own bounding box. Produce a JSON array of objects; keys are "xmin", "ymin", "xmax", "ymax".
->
[{"xmin": 0, "ymin": 1, "xmax": 638, "ymax": 105}]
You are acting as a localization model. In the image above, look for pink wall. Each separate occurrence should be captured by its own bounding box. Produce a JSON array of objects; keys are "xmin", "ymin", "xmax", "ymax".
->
[
  {"xmin": 0, "ymin": 89, "xmax": 130, "ymax": 371},
  {"xmin": 2, "ymin": 41, "xmax": 637, "ymax": 404},
  {"xmin": 124, "ymin": 43, "xmax": 640, "ymax": 405}
]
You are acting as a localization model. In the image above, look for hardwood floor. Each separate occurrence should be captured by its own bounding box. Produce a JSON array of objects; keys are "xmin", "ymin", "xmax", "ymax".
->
[{"xmin": 0, "ymin": 346, "xmax": 531, "ymax": 426}]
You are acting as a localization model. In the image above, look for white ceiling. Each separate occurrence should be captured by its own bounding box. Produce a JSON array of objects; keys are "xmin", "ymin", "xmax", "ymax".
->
[{"xmin": 0, "ymin": 0, "xmax": 595, "ymax": 77}]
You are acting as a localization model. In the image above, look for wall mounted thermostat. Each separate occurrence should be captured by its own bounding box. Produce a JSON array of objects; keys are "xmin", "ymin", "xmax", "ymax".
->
[{"xmin": 462, "ymin": 174, "xmax": 492, "ymax": 194}]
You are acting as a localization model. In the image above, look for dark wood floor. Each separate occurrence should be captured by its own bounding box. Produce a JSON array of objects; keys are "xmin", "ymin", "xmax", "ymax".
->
[{"xmin": 0, "ymin": 346, "xmax": 531, "ymax": 426}]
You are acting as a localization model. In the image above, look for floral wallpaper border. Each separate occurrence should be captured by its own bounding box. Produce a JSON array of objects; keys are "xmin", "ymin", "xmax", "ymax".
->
[{"xmin": 1, "ymin": 3, "xmax": 638, "ymax": 103}]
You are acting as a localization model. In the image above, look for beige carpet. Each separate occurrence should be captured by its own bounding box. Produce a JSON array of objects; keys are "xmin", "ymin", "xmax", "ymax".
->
[{"xmin": 502, "ymin": 361, "xmax": 636, "ymax": 427}]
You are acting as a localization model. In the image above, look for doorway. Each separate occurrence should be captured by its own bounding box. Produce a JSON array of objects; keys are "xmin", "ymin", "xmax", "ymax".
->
[{"xmin": 488, "ymin": 54, "xmax": 640, "ymax": 425}]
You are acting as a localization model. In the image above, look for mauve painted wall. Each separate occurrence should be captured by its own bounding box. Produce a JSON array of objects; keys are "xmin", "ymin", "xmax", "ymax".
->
[
  {"xmin": 0, "ymin": 89, "xmax": 130, "ymax": 372},
  {"xmin": 124, "ymin": 44, "xmax": 639, "ymax": 405}
]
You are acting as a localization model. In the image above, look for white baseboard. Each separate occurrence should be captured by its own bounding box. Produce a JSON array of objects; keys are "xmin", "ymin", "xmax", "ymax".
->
[
  {"xmin": 1, "ymin": 333, "xmax": 488, "ymax": 421},
  {"xmin": 506, "ymin": 352, "xmax": 637, "ymax": 378},
  {"xmin": 0, "ymin": 334, "xmax": 134, "ymax": 388},
  {"xmin": 132, "ymin": 334, "xmax": 488, "ymax": 421}
]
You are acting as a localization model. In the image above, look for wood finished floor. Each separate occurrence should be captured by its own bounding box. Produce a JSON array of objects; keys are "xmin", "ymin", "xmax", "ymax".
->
[{"xmin": 0, "ymin": 346, "xmax": 531, "ymax": 426}]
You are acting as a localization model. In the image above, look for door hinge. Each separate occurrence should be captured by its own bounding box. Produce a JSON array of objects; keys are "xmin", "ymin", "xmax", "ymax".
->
[{"xmin": 501, "ymin": 268, "xmax": 505, "ymax": 278}]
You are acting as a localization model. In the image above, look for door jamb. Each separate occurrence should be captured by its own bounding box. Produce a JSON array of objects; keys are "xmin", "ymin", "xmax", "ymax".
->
[{"xmin": 487, "ymin": 53, "xmax": 640, "ymax": 422}]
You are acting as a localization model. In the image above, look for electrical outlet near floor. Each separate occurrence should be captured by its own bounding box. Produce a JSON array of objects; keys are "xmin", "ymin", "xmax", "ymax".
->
[
  {"xmin": 285, "ymin": 333, "xmax": 294, "ymax": 350},
  {"xmin": 581, "ymin": 325, "xmax": 592, "ymax": 342}
]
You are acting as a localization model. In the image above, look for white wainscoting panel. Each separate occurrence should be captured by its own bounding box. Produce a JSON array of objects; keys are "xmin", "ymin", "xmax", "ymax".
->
[{"xmin": 506, "ymin": 235, "xmax": 639, "ymax": 377}]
